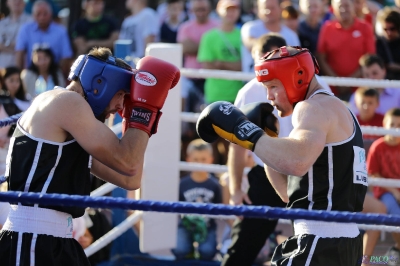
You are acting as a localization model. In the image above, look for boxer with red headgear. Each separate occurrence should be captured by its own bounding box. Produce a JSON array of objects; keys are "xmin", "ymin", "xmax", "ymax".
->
[
  {"xmin": 255, "ymin": 46, "xmax": 320, "ymax": 107},
  {"xmin": 0, "ymin": 47, "xmax": 179, "ymax": 265},
  {"xmin": 197, "ymin": 46, "xmax": 366, "ymax": 265}
]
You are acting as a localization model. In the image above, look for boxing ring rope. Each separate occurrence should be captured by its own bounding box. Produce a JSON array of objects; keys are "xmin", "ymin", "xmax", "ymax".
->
[
  {"xmin": 4, "ymin": 111, "xmax": 400, "ymax": 137},
  {"xmin": 6, "ymin": 180, "xmax": 396, "ymax": 253},
  {"xmin": 180, "ymin": 68, "xmax": 400, "ymax": 88},
  {"xmin": 0, "ymin": 191, "xmax": 399, "ymax": 227},
  {"xmin": 2, "ymin": 112, "xmax": 400, "ymax": 189},
  {"xmin": 2, "ymin": 189, "xmax": 400, "ymax": 256},
  {"xmin": 181, "ymin": 112, "xmax": 400, "ymax": 137},
  {"xmin": 0, "ymin": 113, "xmax": 23, "ymax": 127},
  {"xmin": 2, "ymin": 70, "xmax": 400, "ymax": 257},
  {"xmin": 84, "ymin": 212, "xmax": 143, "ymax": 257},
  {"xmin": 86, "ymin": 178, "xmax": 400, "ymax": 257}
]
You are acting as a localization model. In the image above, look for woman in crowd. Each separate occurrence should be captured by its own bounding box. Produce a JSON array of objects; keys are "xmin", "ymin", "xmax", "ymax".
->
[
  {"xmin": 21, "ymin": 46, "xmax": 65, "ymax": 98},
  {"xmin": 0, "ymin": 67, "xmax": 30, "ymax": 175}
]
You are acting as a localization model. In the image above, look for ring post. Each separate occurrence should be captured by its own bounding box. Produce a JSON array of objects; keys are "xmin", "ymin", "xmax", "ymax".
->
[{"xmin": 140, "ymin": 43, "xmax": 182, "ymax": 253}]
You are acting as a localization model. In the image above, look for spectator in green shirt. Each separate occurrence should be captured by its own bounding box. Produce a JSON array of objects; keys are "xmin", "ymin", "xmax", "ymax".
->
[{"xmin": 197, "ymin": 0, "xmax": 243, "ymax": 104}]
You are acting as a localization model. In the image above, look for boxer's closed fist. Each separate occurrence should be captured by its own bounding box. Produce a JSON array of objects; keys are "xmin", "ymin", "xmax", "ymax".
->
[
  {"xmin": 240, "ymin": 102, "xmax": 279, "ymax": 138},
  {"xmin": 196, "ymin": 101, "xmax": 265, "ymax": 151}
]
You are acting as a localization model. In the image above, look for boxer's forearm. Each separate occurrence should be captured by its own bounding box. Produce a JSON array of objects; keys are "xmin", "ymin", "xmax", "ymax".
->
[
  {"xmin": 90, "ymin": 128, "xmax": 148, "ymax": 190},
  {"xmin": 265, "ymin": 164, "xmax": 288, "ymax": 203},
  {"xmin": 254, "ymin": 133, "xmax": 323, "ymax": 177},
  {"xmin": 227, "ymin": 143, "xmax": 247, "ymax": 193}
]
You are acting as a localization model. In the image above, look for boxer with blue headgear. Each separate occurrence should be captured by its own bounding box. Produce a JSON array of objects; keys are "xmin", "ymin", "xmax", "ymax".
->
[
  {"xmin": 68, "ymin": 53, "xmax": 134, "ymax": 121},
  {"xmin": 0, "ymin": 47, "xmax": 180, "ymax": 265}
]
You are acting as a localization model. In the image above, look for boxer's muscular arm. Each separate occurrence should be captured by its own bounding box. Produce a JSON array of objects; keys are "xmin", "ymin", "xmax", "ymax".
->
[
  {"xmin": 59, "ymin": 93, "xmax": 149, "ymax": 190},
  {"xmin": 90, "ymin": 154, "xmax": 143, "ymax": 190},
  {"xmin": 265, "ymin": 164, "xmax": 288, "ymax": 203},
  {"xmin": 227, "ymin": 143, "xmax": 247, "ymax": 194},
  {"xmin": 254, "ymin": 101, "xmax": 328, "ymax": 177},
  {"xmin": 227, "ymin": 143, "xmax": 252, "ymax": 205}
]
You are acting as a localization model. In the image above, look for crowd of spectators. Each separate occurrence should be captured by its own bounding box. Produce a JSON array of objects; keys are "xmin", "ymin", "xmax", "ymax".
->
[{"xmin": 0, "ymin": 0, "xmax": 400, "ymax": 264}]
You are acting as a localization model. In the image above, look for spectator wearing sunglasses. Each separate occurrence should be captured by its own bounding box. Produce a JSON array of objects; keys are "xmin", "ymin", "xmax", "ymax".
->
[{"xmin": 376, "ymin": 7, "xmax": 400, "ymax": 80}]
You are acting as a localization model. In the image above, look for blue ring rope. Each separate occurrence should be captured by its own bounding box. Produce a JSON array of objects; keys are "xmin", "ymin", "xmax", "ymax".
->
[
  {"xmin": 0, "ymin": 113, "xmax": 22, "ymax": 127},
  {"xmin": 0, "ymin": 115, "xmax": 398, "ymax": 226},
  {"xmin": 0, "ymin": 191, "xmax": 399, "ymax": 226}
]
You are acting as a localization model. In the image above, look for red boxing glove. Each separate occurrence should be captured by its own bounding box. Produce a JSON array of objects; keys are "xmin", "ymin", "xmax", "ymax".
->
[{"xmin": 122, "ymin": 56, "xmax": 180, "ymax": 136}]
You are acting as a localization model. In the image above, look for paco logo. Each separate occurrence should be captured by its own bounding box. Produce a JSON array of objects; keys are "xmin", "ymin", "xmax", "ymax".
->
[
  {"xmin": 219, "ymin": 103, "xmax": 234, "ymax": 115},
  {"xmin": 255, "ymin": 69, "xmax": 269, "ymax": 76},
  {"xmin": 135, "ymin": 71, "xmax": 157, "ymax": 86}
]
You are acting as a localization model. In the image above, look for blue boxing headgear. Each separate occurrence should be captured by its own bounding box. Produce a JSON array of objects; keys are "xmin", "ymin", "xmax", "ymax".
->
[{"xmin": 68, "ymin": 54, "xmax": 133, "ymax": 117}]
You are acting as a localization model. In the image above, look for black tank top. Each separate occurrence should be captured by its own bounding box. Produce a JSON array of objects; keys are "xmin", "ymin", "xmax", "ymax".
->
[
  {"xmin": 5, "ymin": 122, "xmax": 92, "ymax": 218},
  {"xmin": 287, "ymin": 91, "xmax": 367, "ymax": 212}
]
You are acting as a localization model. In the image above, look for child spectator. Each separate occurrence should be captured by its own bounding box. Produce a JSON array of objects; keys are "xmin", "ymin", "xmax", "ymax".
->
[
  {"xmin": 76, "ymin": 209, "xmax": 112, "ymax": 266},
  {"xmin": 172, "ymin": 139, "xmax": 222, "ymax": 261},
  {"xmin": 367, "ymin": 108, "xmax": 400, "ymax": 261},
  {"xmin": 21, "ymin": 46, "xmax": 65, "ymax": 98},
  {"xmin": 349, "ymin": 54, "xmax": 400, "ymax": 117},
  {"xmin": 159, "ymin": 0, "xmax": 186, "ymax": 43},
  {"xmin": 353, "ymin": 87, "xmax": 384, "ymax": 153}
]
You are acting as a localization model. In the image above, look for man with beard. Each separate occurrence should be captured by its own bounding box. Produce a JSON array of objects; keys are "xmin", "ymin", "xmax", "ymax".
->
[{"xmin": 0, "ymin": 47, "xmax": 180, "ymax": 265}]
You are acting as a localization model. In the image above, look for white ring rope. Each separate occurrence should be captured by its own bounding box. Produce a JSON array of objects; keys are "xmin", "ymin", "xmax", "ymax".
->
[
  {"xmin": 91, "ymin": 169, "xmax": 400, "ymax": 198},
  {"xmin": 369, "ymin": 177, "xmax": 400, "ymax": 188},
  {"xmin": 359, "ymin": 126, "xmax": 400, "ymax": 137},
  {"xmin": 181, "ymin": 112, "xmax": 400, "ymax": 137},
  {"xmin": 357, "ymin": 224, "xmax": 400, "ymax": 233},
  {"xmin": 180, "ymin": 68, "xmax": 400, "ymax": 88},
  {"xmin": 84, "ymin": 212, "xmax": 142, "ymax": 257},
  {"xmin": 180, "ymin": 161, "xmax": 400, "ymax": 188},
  {"xmin": 90, "ymin": 182, "xmax": 117, "ymax": 197},
  {"xmin": 110, "ymin": 122, "xmax": 122, "ymax": 135}
]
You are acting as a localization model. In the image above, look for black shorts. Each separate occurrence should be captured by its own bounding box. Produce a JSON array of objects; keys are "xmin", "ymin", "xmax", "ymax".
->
[
  {"xmin": 0, "ymin": 230, "xmax": 90, "ymax": 266},
  {"xmin": 271, "ymin": 233, "xmax": 363, "ymax": 266}
]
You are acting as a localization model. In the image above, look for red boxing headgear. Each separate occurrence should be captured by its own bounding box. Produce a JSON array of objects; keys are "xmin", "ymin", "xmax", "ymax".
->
[{"xmin": 254, "ymin": 46, "xmax": 320, "ymax": 105}]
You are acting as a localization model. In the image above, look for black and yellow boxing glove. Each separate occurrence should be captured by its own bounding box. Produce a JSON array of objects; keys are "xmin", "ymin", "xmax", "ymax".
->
[
  {"xmin": 240, "ymin": 102, "xmax": 279, "ymax": 138},
  {"xmin": 196, "ymin": 101, "xmax": 266, "ymax": 151}
]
